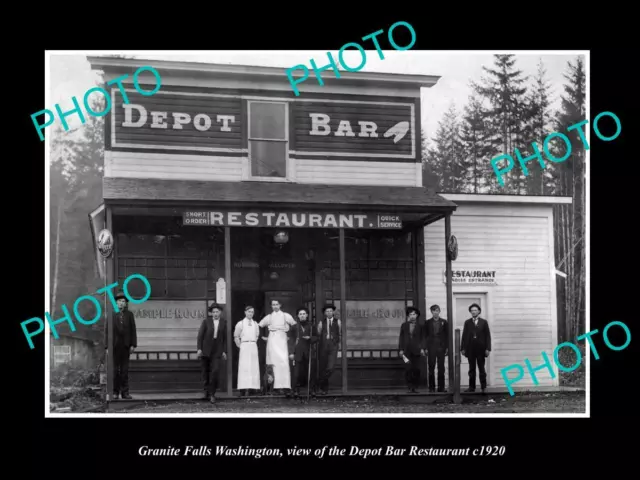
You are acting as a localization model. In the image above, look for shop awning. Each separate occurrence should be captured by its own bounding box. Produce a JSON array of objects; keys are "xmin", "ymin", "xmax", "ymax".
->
[{"xmin": 103, "ymin": 177, "xmax": 457, "ymax": 225}]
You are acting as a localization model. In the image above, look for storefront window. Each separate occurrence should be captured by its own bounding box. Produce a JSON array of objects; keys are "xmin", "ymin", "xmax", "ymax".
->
[
  {"xmin": 248, "ymin": 100, "xmax": 288, "ymax": 179},
  {"xmin": 115, "ymin": 217, "xmax": 224, "ymax": 300},
  {"xmin": 322, "ymin": 230, "xmax": 415, "ymax": 300}
]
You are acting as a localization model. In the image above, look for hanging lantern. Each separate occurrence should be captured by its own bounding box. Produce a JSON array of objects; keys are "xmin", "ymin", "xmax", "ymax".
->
[{"xmin": 274, "ymin": 231, "xmax": 289, "ymax": 245}]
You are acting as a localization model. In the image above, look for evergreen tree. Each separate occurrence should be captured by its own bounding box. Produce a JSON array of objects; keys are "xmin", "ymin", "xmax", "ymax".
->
[
  {"xmin": 426, "ymin": 104, "xmax": 465, "ymax": 192},
  {"xmin": 473, "ymin": 54, "xmax": 530, "ymax": 194},
  {"xmin": 523, "ymin": 59, "xmax": 555, "ymax": 195},
  {"xmin": 552, "ymin": 56, "xmax": 586, "ymax": 340},
  {"xmin": 50, "ymin": 77, "xmax": 106, "ymax": 338},
  {"xmin": 460, "ymin": 95, "xmax": 491, "ymax": 193}
]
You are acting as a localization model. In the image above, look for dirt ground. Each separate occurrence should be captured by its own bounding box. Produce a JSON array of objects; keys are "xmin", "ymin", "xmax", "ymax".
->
[{"xmin": 114, "ymin": 392, "xmax": 585, "ymax": 414}]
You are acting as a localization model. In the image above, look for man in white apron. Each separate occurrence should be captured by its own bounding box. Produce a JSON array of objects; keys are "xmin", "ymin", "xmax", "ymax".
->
[
  {"xmin": 258, "ymin": 299, "xmax": 296, "ymax": 393},
  {"xmin": 234, "ymin": 305, "xmax": 261, "ymax": 396}
]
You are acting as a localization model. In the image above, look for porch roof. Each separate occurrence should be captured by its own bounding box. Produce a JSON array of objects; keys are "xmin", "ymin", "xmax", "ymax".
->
[{"xmin": 103, "ymin": 177, "xmax": 458, "ymax": 215}]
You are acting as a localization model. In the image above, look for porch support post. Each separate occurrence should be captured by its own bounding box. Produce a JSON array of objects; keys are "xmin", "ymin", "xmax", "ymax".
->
[
  {"xmin": 414, "ymin": 228, "xmax": 427, "ymax": 319},
  {"xmin": 445, "ymin": 213, "xmax": 455, "ymax": 392},
  {"xmin": 225, "ymin": 226, "xmax": 233, "ymax": 396},
  {"xmin": 339, "ymin": 228, "xmax": 348, "ymax": 394},
  {"xmin": 105, "ymin": 205, "xmax": 114, "ymax": 404},
  {"xmin": 414, "ymin": 228, "xmax": 427, "ymax": 388}
]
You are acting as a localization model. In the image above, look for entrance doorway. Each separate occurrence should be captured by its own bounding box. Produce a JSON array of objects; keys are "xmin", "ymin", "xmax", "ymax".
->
[
  {"xmin": 229, "ymin": 228, "xmax": 319, "ymax": 390},
  {"xmin": 453, "ymin": 293, "xmax": 490, "ymax": 387}
]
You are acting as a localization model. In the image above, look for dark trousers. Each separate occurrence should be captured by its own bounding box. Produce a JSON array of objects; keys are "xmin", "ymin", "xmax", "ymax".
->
[
  {"xmin": 467, "ymin": 343, "xmax": 487, "ymax": 390},
  {"xmin": 293, "ymin": 353, "xmax": 315, "ymax": 391},
  {"xmin": 113, "ymin": 346, "xmax": 130, "ymax": 395},
  {"xmin": 318, "ymin": 342, "xmax": 338, "ymax": 391},
  {"xmin": 200, "ymin": 356, "xmax": 221, "ymax": 395},
  {"xmin": 428, "ymin": 348, "xmax": 446, "ymax": 390},
  {"xmin": 404, "ymin": 353, "xmax": 421, "ymax": 388},
  {"xmin": 258, "ymin": 341, "xmax": 268, "ymax": 393}
]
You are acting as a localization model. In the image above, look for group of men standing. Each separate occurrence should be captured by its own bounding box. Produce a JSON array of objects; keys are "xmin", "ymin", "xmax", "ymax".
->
[
  {"xmin": 104, "ymin": 293, "xmax": 492, "ymax": 402},
  {"xmin": 196, "ymin": 299, "xmax": 342, "ymax": 403},
  {"xmin": 399, "ymin": 305, "xmax": 449, "ymax": 393},
  {"xmin": 398, "ymin": 303, "xmax": 492, "ymax": 394}
]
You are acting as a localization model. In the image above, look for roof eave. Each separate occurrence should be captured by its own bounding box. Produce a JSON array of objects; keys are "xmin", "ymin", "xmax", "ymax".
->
[{"xmin": 86, "ymin": 56, "xmax": 441, "ymax": 90}]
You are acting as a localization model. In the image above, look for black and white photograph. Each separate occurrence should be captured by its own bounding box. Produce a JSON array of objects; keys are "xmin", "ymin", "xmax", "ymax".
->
[{"xmin": 45, "ymin": 50, "xmax": 588, "ymax": 416}]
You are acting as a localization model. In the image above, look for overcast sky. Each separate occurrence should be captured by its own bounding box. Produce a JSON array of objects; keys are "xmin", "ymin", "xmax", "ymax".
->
[{"xmin": 49, "ymin": 51, "xmax": 584, "ymax": 141}]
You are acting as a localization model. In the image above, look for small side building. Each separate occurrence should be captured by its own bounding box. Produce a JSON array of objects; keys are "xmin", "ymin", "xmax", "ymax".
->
[{"xmin": 424, "ymin": 193, "xmax": 571, "ymax": 390}]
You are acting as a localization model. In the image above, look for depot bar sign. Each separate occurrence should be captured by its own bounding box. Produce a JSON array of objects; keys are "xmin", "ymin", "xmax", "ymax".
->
[{"xmin": 182, "ymin": 211, "xmax": 402, "ymax": 229}]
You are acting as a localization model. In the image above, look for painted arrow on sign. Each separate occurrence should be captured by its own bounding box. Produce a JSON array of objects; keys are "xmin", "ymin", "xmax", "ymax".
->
[{"xmin": 383, "ymin": 121, "xmax": 410, "ymax": 143}]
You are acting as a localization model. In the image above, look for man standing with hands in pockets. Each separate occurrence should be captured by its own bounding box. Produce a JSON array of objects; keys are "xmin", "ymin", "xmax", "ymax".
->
[
  {"xmin": 398, "ymin": 306, "xmax": 425, "ymax": 393},
  {"xmin": 197, "ymin": 303, "xmax": 227, "ymax": 403}
]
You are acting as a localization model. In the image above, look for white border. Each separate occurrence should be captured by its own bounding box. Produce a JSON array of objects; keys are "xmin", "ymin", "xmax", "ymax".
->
[
  {"xmin": 585, "ymin": 51, "xmax": 591, "ymax": 418},
  {"xmin": 45, "ymin": 50, "xmax": 51, "ymax": 417},
  {"xmin": 45, "ymin": 50, "xmax": 589, "ymax": 418}
]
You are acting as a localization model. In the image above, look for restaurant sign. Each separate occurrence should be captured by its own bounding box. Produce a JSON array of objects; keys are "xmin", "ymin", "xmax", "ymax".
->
[
  {"xmin": 442, "ymin": 269, "xmax": 498, "ymax": 285},
  {"xmin": 183, "ymin": 211, "xmax": 402, "ymax": 229}
]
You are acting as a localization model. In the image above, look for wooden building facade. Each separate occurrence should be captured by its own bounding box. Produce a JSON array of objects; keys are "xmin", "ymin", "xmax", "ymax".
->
[{"xmin": 88, "ymin": 57, "xmax": 567, "ymax": 395}]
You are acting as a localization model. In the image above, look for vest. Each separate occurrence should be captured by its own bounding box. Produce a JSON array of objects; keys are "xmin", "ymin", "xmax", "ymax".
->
[{"xmin": 322, "ymin": 317, "xmax": 340, "ymax": 343}]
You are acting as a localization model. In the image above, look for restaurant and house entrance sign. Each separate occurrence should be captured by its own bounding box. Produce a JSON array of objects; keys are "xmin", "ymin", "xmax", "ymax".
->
[
  {"xmin": 442, "ymin": 269, "xmax": 498, "ymax": 285},
  {"xmin": 183, "ymin": 211, "xmax": 402, "ymax": 229}
]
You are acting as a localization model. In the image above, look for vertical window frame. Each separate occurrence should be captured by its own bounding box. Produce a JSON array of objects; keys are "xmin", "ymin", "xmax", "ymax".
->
[{"xmin": 247, "ymin": 100, "xmax": 290, "ymax": 182}]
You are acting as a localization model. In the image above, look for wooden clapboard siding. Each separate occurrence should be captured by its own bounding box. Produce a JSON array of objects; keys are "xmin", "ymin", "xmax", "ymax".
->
[
  {"xmin": 424, "ymin": 203, "xmax": 558, "ymax": 388},
  {"xmin": 295, "ymin": 159, "xmax": 419, "ymax": 186},
  {"xmin": 329, "ymin": 358, "xmax": 407, "ymax": 390},
  {"xmin": 105, "ymin": 151, "xmax": 244, "ymax": 181},
  {"xmin": 105, "ymin": 152, "xmax": 421, "ymax": 187},
  {"xmin": 129, "ymin": 360, "xmax": 204, "ymax": 393}
]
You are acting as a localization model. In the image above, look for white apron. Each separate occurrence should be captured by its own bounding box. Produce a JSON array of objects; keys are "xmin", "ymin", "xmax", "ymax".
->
[
  {"xmin": 259, "ymin": 311, "xmax": 296, "ymax": 389},
  {"xmin": 234, "ymin": 318, "xmax": 260, "ymax": 389}
]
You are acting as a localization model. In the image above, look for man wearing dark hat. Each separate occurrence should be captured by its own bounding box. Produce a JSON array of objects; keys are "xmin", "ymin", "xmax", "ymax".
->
[
  {"xmin": 289, "ymin": 307, "xmax": 319, "ymax": 397},
  {"xmin": 104, "ymin": 291, "xmax": 137, "ymax": 400},
  {"xmin": 424, "ymin": 305, "xmax": 449, "ymax": 392},
  {"xmin": 316, "ymin": 304, "xmax": 340, "ymax": 395},
  {"xmin": 197, "ymin": 303, "xmax": 227, "ymax": 403},
  {"xmin": 460, "ymin": 303, "xmax": 491, "ymax": 393},
  {"xmin": 398, "ymin": 306, "xmax": 426, "ymax": 393}
]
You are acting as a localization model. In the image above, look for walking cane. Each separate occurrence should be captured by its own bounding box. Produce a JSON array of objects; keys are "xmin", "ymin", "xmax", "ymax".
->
[
  {"xmin": 306, "ymin": 342, "xmax": 312, "ymax": 401},
  {"xmin": 315, "ymin": 330, "xmax": 320, "ymax": 397}
]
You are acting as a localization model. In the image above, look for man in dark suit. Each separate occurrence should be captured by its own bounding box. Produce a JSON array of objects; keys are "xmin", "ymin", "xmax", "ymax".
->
[
  {"xmin": 197, "ymin": 303, "xmax": 227, "ymax": 403},
  {"xmin": 460, "ymin": 303, "xmax": 491, "ymax": 393},
  {"xmin": 104, "ymin": 291, "xmax": 137, "ymax": 400},
  {"xmin": 398, "ymin": 307, "xmax": 426, "ymax": 393},
  {"xmin": 289, "ymin": 307, "xmax": 319, "ymax": 398},
  {"xmin": 424, "ymin": 304, "xmax": 449, "ymax": 392},
  {"xmin": 316, "ymin": 304, "xmax": 340, "ymax": 395}
]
